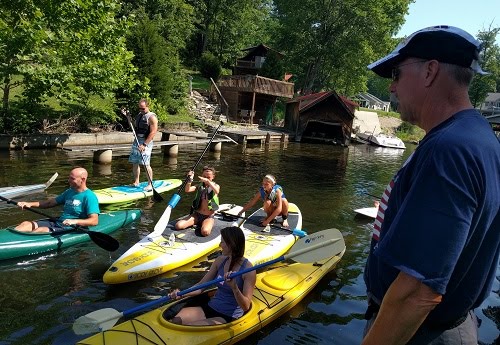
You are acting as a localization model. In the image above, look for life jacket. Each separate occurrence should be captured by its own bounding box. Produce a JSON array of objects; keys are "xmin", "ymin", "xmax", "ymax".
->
[
  {"xmin": 259, "ymin": 184, "xmax": 286, "ymax": 206},
  {"xmin": 192, "ymin": 183, "xmax": 219, "ymax": 211},
  {"xmin": 135, "ymin": 112, "xmax": 154, "ymax": 137}
]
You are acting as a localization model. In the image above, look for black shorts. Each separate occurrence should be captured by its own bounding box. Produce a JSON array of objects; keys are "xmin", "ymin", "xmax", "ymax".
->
[
  {"xmin": 35, "ymin": 220, "xmax": 69, "ymax": 233},
  {"xmin": 184, "ymin": 294, "xmax": 235, "ymax": 323},
  {"xmin": 193, "ymin": 211, "xmax": 215, "ymax": 225}
]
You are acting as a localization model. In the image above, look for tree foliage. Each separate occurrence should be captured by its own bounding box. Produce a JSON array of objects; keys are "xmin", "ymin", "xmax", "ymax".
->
[
  {"xmin": 272, "ymin": 0, "xmax": 412, "ymax": 96},
  {"xmin": 469, "ymin": 27, "xmax": 500, "ymax": 108},
  {"xmin": 0, "ymin": 0, "xmax": 135, "ymax": 132},
  {"xmin": 184, "ymin": 0, "xmax": 276, "ymax": 67},
  {"xmin": 126, "ymin": 11, "xmax": 187, "ymax": 118}
]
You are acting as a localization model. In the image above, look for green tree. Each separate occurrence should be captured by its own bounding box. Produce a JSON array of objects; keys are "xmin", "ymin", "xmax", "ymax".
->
[
  {"xmin": 0, "ymin": 0, "xmax": 135, "ymax": 131},
  {"xmin": 185, "ymin": 0, "xmax": 275, "ymax": 67},
  {"xmin": 469, "ymin": 27, "xmax": 500, "ymax": 108},
  {"xmin": 272, "ymin": 0, "xmax": 412, "ymax": 95},
  {"xmin": 259, "ymin": 51, "xmax": 286, "ymax": 80},
  {"xmin": 127, "ymin": 12, "xmax": 187, "ymax": 116},
  {"xmin": 118, "ymin": 1, "xmax": 194, "ymax": 117}
]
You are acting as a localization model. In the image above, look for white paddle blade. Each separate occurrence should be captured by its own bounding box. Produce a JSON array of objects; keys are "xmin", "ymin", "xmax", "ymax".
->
[
  {"xmin": 44, "ymin": 172, "xmax": 58, "ymax": 189},
  {"xmin": 153, "ymin": 206, "xmax": 172, "ymax": 235},
  {"xmin": 73, "ymin": 308, "xmax": 123, "ymax": 335},
  {"xmin": 286, "ymin": 228, "xmax": 345, "ymax": 263}
]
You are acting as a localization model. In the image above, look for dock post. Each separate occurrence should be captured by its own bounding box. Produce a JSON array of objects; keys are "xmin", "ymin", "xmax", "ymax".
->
[
  {"xmin": 93, "ymin": 149, "xmax": 112, "ymax": 164},
  {"xmin": 210, "ymin": 142, "xmax": 222, "ymax": 152},
  {"xmin": 265, "ymin": 133, "xmax": 271, "ymax": 145},
  {"xmin": 162, "ymin": 144, "xmax": 179, "ymax": 157}
]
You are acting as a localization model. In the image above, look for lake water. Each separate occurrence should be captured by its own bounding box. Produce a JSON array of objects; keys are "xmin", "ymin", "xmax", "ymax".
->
[{"xmin": 0, "ymin": 142, "xmax": 498, "ymax": 345}]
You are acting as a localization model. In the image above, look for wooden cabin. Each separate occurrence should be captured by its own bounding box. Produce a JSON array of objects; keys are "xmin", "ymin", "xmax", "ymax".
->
[
  {"xmin": 285, "ymin": 91, "xmax": 357, "ymax": 145},
  {"xmin": 214, "ymin": 44, "xmax": 294, "ymax": 124}
]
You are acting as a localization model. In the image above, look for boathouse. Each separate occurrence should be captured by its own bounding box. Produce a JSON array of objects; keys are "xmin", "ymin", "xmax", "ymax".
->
[
  {"xmin": 214, "ymin": 44, "xmax": 294, "ymax": 124},
  {"xmin": 284, "ymin": 91, "xmax": 356, "ymax": 145}
]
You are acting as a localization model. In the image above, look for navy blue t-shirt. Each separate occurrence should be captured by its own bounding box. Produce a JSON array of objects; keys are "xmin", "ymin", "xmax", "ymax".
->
[{"xmin": 364, "ymin": 109, "xmax": 500, "ymax": 324}]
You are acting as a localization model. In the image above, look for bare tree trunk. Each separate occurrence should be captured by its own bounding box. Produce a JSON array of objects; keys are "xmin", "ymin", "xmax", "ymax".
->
[{"xmin": 2, "ymin": 75, "xmax": 10, "ymax": 112}]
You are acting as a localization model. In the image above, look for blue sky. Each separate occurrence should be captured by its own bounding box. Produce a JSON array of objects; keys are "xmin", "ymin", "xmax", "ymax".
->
[{"xmin": 397, "ymin": 0, "xmax": 499, "ymax": 43}]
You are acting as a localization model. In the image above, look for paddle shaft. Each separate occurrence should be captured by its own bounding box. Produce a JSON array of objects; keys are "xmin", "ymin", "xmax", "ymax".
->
[
  {"xmin": 364, "ymin": 192, "xmax": 381, "ymax": 200},
  {"xmin": 176, "ymin": 121, "xmax": 224, "ymax": 197},
  {"xmin": 0, "ymin": 195, "xmax": 119, "ymax": 252},
  {"xmin": 153, "ymin": 122, "xmax": 224, "ymax": 234},
  {"xmin": 122, "ymin": 109, "xmax": 163, "ymax": 202},
  {"xmin": 220, "ymin": 211, "xmax": 307, "ymax": 238},
  {"xmin": 123, "ymin": 234, "xmax": 341, "ymax": 317}
]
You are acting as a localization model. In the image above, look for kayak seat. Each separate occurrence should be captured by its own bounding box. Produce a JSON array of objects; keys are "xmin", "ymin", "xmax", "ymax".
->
[{"xmin": 261, "ymin": 271, "xmax": 301, "ymax": 291}]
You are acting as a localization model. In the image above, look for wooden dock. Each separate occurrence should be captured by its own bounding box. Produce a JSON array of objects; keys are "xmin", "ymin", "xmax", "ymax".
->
[
  {"xmin": 62, "ymin": 137, "xmax": 233, "ymax": 163},
  {"xmin": 219, "ymin": 128, "xmax": 289, "ymax": 145}
]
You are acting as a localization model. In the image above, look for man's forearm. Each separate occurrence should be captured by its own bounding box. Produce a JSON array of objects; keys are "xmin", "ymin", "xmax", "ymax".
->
[{"xmin": 362, "ymin": 272, "xmax": 441, "ymax": 345}]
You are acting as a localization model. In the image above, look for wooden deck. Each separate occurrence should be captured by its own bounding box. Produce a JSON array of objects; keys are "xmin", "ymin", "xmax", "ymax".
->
[
  {"xmin": 220, "ymin": 128, "xmax": 289, "ymax": 145},
  {"xmin": 62, "ymin": 138, "xmax": 233, "ymax": 163}
]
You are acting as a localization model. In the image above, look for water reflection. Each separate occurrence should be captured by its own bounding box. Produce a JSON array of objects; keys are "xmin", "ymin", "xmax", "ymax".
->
[
  {"xmin": 93, "ymin": 163, "xmax": 112, "ymax": 176},
  {"xmin": 0, "ymin": 142, "xmax": 497, "ymax": 345}
]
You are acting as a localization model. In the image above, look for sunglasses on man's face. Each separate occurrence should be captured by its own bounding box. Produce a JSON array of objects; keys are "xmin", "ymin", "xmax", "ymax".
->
[{"xmin": 391, "ymin": 60, "xmax": 427, "ymax": 81}]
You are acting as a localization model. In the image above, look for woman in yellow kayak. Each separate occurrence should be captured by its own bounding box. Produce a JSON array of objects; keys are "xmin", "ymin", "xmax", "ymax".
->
[{"xmin": 168, "ymin": 226, "xmax": 256, "ymax": 325}]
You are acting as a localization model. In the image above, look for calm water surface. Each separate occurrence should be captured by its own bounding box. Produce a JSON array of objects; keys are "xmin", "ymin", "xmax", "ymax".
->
[{"xmin": 0, "ymin": 142, "xmax": 498, "ymax": 345}]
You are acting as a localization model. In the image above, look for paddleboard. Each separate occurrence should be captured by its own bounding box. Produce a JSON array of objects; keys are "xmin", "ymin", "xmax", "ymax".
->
[
  {"xmin": 241, "ymin": 202, "xmax": 302, "ymax": 265},
  {"xmin": 103, "ymin": 204, "xmax": 244, "ymax": 284},
  {"xmin": 94, "ymin": 179, "xmax": 182, "ymax": 204},
  {"xmin": 354, "ymin": 207, "xmax": 378, "ymax": 219}
]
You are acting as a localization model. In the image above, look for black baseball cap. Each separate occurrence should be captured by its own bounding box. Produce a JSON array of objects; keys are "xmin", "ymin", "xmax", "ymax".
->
[{"xmin": 368, "ymin": 25, "xmax": 487, "ymax": 78}]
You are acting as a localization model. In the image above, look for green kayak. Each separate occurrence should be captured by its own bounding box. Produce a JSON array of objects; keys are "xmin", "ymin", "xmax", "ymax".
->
[{"xmin": 0, "ymin": 209, "xmax": 141, "ymax": 261}]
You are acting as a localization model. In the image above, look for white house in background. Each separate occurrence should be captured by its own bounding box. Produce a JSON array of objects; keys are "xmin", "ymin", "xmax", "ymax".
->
[
  {"xmin": 478, "ymin": 92, "xmax": 500, "ymax": 116},
  {"xmin": 356, "ymin": 93, "xmax": 391, "ymax": 112}
]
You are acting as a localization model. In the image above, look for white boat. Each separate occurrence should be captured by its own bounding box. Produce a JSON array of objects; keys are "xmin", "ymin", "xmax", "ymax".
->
[
  {"xmin": 0, "ymin": 173, "xmax": 58, "ymax": 200},
  {"xmin": 354, "ymin": 207, "xmax": 378, "ymax": 219},
  {"xmin": 356, "ymin": 132, "xmax": 405, "ymax": 149}
]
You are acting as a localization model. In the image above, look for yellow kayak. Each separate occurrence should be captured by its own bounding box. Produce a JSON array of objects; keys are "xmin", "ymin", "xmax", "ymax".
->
[{"xmin": 77, "ymin": 251, "xmax": 344, "ymax": 345}]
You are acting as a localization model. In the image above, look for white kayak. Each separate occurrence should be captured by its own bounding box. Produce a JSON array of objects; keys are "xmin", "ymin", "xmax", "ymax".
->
[
  {"xmin": 354, "ymin": 207, "xmax": 378, "ymax": 219},
  {"xmin": 103, "ymin": 204, "xmax": 244, "ymax": 284},
  {"xmin": 239, "ymin": 202, "xmax": 304, "ymax": 266},
  {"xmin": 0, "ymin": 173, "xmax": 58, "ymax": 200}
]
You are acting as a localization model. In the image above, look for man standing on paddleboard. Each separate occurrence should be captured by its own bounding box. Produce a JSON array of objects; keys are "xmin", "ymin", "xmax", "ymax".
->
[{"xmin": 129, "ymin": 99, "xmax": 158, "ymax": 192}]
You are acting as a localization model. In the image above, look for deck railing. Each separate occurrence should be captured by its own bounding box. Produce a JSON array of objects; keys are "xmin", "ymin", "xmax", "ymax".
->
[{"xmin": 217, "ymin": 75, "xmax": 294, "ymax": 98}]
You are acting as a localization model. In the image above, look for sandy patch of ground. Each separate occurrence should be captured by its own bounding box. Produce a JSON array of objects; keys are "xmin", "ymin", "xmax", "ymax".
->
[{"xmin": 379, "ymin": 116, "xmax": 402, "ymax": 135}]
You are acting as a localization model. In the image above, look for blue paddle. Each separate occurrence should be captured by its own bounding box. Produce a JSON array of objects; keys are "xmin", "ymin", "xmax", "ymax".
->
[{"xmin": 219, "ymin": 211, "xmax": 307, "ymax": 238}]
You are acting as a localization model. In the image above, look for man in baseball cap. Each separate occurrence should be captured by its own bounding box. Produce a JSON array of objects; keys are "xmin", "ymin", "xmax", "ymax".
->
[
  {"xmin": 368, "ymin": 25, "xmax": 487, "ymax": 78},
  {"xmin": 362, "ymin": 26, "xmax": 499, "ymax": 345}
]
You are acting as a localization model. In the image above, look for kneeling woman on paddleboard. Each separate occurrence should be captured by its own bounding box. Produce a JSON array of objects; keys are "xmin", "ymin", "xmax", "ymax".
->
[
  {"xmin": 238, "ymin": 174, "xmax": 290, "ymax": 227},
  {"xmin": 168, "ymin": 226, "xmax": 256, "ymax": 325}
]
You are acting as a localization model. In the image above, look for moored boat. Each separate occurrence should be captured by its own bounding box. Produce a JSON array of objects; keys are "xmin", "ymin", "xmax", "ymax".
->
[
  {"xmin": 354, "ymin": 207, "xmax": 378, "ymax": 219},
  {"xmin": 0, "ymin": 209, "xmax": 141, "ymax": 261},
  {"xmin": 76, "ymin": 250, "xmax": 345, "ymax": 345},
  {"xmin": 0, "ymin": 172, "xmax": 58, "ymax": 200},
  {"xmin": 356, "ymin": 132, "xmax": 405, "ymax": 149}
]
